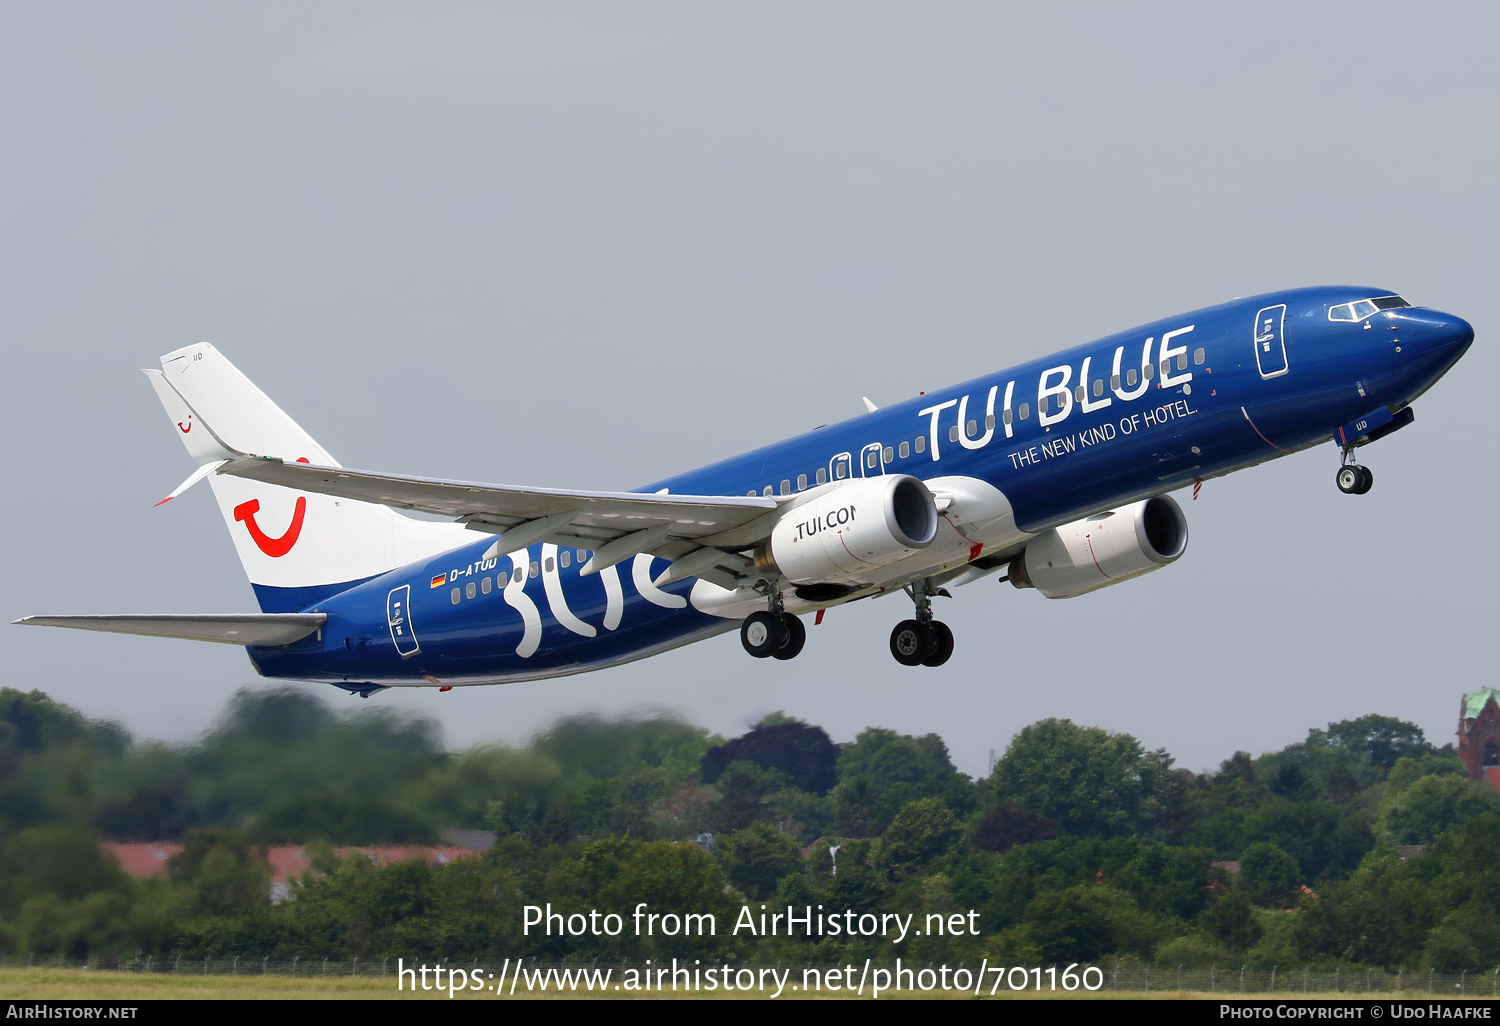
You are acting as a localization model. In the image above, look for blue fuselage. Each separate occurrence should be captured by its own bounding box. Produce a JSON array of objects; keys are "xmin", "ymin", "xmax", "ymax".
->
[{"xmin": 248, "ymin": 286, "xmax": 1473, "ymax": 691}]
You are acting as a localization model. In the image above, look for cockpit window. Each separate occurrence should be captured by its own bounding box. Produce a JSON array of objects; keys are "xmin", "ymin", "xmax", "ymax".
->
[{"xmin": 1328, "ymin": 295, "xmax": 1409, "ymax": 322}]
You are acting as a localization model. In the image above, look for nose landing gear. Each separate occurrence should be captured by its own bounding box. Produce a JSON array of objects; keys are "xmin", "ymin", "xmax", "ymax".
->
[
  {"xmin": 889, "ymin": 580, "xmax": 954, "ymax": 667},
  {"xmin": 1336, "ymin": 448, "xmax": 1373, "ymax": 495}
]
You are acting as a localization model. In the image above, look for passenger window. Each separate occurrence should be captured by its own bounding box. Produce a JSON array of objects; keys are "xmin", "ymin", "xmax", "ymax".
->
[
  {"xmin": 545, "ymin": 557, "xmax": 554, "ymax": 573},
  {"xmin": 1074, "ymin": 386, "xmax": 1085, "ymax": 403},
  {"xmin": 914, "ymin": 436, "xmax": 926, "ymax": 453},
  {"xmin": 1193, "ymin": 348, "xmax": 1205, "ymax": 365},
  {"xmin": 797, "ymin": 473, "xmax": 807, "ymax": 490},
  {"xmin": 747, "ymin": 490, "xmax": 755, "ymax": 496},
  {"xmin": 1093, "ymin": 380, "xmax": 1103, "ymax": 397},
  {"xmin": 481, "ymin": 576, "xmax": 492, "ymax": 594},
  {"xmin": 466, "ymin": 582, "xmax": 477, "ymax": 599},
  {"xmin": 966, "ymin": 420, "xmax": 977, "ymax": 436},
  {"xmin": 1143, "ymin": 363, "xmax": 1154, "ymax": 380},
  {"xmin": 1019, "ymin": 403, "xmax": 1030, "ymax": 420},
  {"xmin": 763, "ymin": 486, "xmax": 773, "ymax": 496},
  {"xmin": 1175, "ymin": 354, "xmax": 1187, "ymax": 370},
  {"xmin": 1160, "ymin": 361, "xmax": 1170, "ymax": 377},
  {"xmin": 985, "ymin": 414, "xmax": 995, "ymax": 430},
  {"xmin": 899, "ymin": 441, "xmax": 909, "ymax": 459},
  {"xmin": 1111, "ymin": 374, "xmax": 1120, "ymax": 390},
  {"xmin": 1127, "ymin": 369, "xmax": 1138, "ymax": 386},
  {"xmin": 780, "ymin": 479, "xmax": 790, "ymax": 495},
  {"xmin": 1002, "ymin": 409, "xmax": 1013, "ymax": 425},
  {"xmin": 516, "ymin": 563, "xmax": 526, "ymax": 582},
  {"xmin": 816, "ymin": 468, "xmax": 827, "ymax": 484},
  {"xmin": 948, "ymin": 426, "xmax": 959, "ymax": 442},
  {"xmin": 866, "ymin": 451, "xmax": 878, "ymax": 469},
  {"xmin": 835, "ymin": 463, "xmax": 847, "ymax": 479},
  {"xmin": 529, "ymin": 561, "xmax": 540, "ymax": 578},
  {"xmin": 1039, "ymin": 395, "xmax": 1050, "ymax": 414},
  {"xmin": 560, "ymin": 550, "xmax": 570, "ymax": 568},
  {"xmin": 883, "ymin": 446, "xmax": 893, "ymax": 463},
  {"xmin": 451, "ymin": 587, "xmax": 461, "ymax": 605},
  {"xmin": 497, "ymin": 571, "xmax": 509, "ymax": 588}
]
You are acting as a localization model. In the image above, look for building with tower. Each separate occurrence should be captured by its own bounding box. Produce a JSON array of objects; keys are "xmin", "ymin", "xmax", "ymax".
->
[{"xmin": 1457, "ymin": 687, "xmax": 1500, "ymax": 794}]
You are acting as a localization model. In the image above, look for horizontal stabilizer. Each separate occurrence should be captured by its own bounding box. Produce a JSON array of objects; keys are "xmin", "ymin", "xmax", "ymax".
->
[{"xmin": 14, "ymin": 613, "xmax": 327, "ymax": 647}]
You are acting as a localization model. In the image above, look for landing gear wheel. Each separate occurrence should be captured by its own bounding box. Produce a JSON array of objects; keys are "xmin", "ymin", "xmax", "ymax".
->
[
  {"xmin": 1354, "ymin": 466, "xmax": 1373, "ymax": 494},
  {"xmin": 890, "ymin": 619, "xmax": 931, "ymax": 666},
  {"xmin": 1336, "ymin": 465, "xmax": 1365, "ymax": 494},
  {"xmin": 921, "ymin": 621, "xmax": 954, "ymax": 667},
  {"xmin": 741, "ymin": 611, "xmax": 787, "ymax": 658},
  {"xmin": 772, "ymin": 614, "xmax": 806, "ymax": 660}
]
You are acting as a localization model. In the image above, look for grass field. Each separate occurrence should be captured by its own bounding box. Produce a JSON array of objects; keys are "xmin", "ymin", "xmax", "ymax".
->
[{"xmin": 0, "ymin": 967, "xmax": 1247, "ymax": 1000}]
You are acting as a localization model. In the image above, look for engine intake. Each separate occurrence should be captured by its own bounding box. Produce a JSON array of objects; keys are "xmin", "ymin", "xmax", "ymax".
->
[
  {"xmin": 1009, "ymin": 495, "xmax": 1188, "ymax": 598},
  {"xmin": 754, "ymin": 475, "xmax": 938, "ymax": 585}
]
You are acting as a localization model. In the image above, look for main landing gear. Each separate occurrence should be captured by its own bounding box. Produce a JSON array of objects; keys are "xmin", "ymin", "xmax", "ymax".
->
[
  {"xmin": 740, "ymin": 589, "xmax": 806, "ymax": 661},
  {"xmin": 1336, "ymin": 448, "xmax": 1374, "ymax": 495},
  {"xmin": 889, "ymin": 580, "xmax": 954, "ymax": 668}
]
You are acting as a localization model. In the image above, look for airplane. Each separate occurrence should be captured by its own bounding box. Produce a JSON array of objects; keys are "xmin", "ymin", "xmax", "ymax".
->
[{"xmin": 17, "ymin": 286, "xmax": 1473, "ymax": 694}]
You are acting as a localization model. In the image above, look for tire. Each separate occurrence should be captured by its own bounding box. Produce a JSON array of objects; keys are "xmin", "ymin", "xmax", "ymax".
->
[
  {"xmin": 1354, "ymin": 466, "xmax": 1374, "ymax": 494},
  {"xmin": 1336, "ymin": 466, "xmax": 1362, "ymax": 494},
  {"xmin": 741, "ymin": 611, "xmax": 786, "ymax": 658},
  {"xmin": 890, "ymin": 619, "xmax": 930, "ymax": 666},
  {"xmin": 921, "ymin": 621, "xmax": 955, "ymax": 667},
  {"xmin": 772, "ymin": 614, "xmax": 806, "ymax": 660}
]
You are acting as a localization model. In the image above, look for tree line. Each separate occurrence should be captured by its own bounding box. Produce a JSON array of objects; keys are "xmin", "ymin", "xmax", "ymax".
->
[{"xmin": 1, "ymin": 686, "xmax": 1496, "ymax": 970}]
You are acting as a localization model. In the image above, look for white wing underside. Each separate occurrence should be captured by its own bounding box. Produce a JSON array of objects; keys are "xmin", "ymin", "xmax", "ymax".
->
[{"xmin": 220, "ymin": 458, "xmax": 778, "ymax": 587}]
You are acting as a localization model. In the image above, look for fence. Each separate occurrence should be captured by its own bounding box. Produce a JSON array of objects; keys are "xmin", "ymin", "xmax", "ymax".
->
[{"xmin": 4, "ymin": 956, "xmax": 1499, "ymax": 995}]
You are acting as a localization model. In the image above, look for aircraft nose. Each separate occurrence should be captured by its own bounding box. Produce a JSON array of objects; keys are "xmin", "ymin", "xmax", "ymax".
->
[{"xmin": 1394, "ymin": 308, "xmax": 1474, "ymax": 360}]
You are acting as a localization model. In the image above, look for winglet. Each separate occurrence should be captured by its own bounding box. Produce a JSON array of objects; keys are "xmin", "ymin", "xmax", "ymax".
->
[{"xmin": 153, "ymin": 459, "xmax": 229, "ymax": 506}]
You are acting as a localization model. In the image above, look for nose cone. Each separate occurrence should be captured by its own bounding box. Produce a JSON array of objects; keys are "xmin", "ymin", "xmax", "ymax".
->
[
  {"xmin": 1391, "ymin": 308, "xmax": 1472, "ymax": 403},
  {"xmin": 1398, "ymin": 308, "xmax": 1474, "ymax": 360}
]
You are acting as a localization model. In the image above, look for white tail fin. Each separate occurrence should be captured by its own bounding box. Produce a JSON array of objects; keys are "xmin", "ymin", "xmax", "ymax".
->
[{"xmin": 150, "ymin": 343, "xmax": 470, "ymax": 611}]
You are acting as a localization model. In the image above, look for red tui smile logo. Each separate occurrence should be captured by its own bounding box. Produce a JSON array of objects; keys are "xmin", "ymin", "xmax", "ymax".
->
[
  {"xmin": 234, "ymin": 496, "xmax": 306, "ymax": 557},
  {"xmin": 232, "ymin": 457, "xmax": 311, "ymax": 557}
]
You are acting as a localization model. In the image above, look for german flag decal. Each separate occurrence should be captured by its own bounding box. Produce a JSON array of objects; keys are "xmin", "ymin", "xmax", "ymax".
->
[{"xmin": 430, "ymin": 573, "xmax": 446, "ymax": 588}]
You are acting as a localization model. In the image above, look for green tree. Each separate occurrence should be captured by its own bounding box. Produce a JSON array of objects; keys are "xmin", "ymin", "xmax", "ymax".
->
[
  {"xmin": 1011, "ymin": 885, "xmax": 1157, "ymax": 963},
  {"xmin": 1323, "ymin": 714, "xmax": 1430, "ymax": 770},
  {"xmin": 0, "ymin": 826, "xmax": 131, "ymax": 917},
  {"xmin": 1382, "ymin": 775, "xmax": 1500, "ymax": 845},
  {"xmin": 991, "ymin": 719, "xmax": 1171, "ymax": 838},
  {"xmin": 168, "ymin": 828, "xmax": 271, "ymax": 916},
  {"xmin": 1199, "ymin": 889, "xmax": 1263, "ymax": 951},
  {"xmin": 704, "ymin": 760, "xmax": 790, "ymax": 834},
  {"xmin": 832, "ymin": 728, "xmax": 973, "ymax": 834},
  {"xmin": 1239, "ymin": 841, "xmax": 1302, "ymax": 907},
  {"xmin": 719, "ymin": 823, "xmax": 801, "ymax": 900},
  {"xmin": 879, "ymin": 798, "xmax": 962, "ymax": 878}
]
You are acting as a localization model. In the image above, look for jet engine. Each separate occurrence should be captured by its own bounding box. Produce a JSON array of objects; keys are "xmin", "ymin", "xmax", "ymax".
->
[
  {"xmin": 753, "ymin": 474, "xmax": 939, "ymax": 585},
  {"xmin": 1008, "ymin": 496, "xmax": 1188, "ymax": 599}
]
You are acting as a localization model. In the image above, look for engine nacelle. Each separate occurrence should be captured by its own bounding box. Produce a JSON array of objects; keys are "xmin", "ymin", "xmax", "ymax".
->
[
  {"xmin": 1009, "ymin": 496, "xmax": 1188, "ymax": 599},
  {"xmin": 754, "ymin": 475, "xmax": 938, "ymax": 585}
]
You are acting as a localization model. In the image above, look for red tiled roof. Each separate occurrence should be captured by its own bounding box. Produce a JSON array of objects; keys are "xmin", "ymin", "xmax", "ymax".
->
[{"xmin": 101, "ymin": 841, "xmax": 483, "ymax": 881}]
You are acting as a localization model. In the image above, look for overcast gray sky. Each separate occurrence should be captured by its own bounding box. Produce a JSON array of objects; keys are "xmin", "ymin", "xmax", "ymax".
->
[{"xmin": 3, "ymin": 2, "xmax": 1496, "ymax": 776}]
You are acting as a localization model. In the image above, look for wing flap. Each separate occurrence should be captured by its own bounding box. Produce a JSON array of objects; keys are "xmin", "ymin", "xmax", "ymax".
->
[{"xmin": 15, "ymin": 613, "xmax": 327, "ymax": 647}]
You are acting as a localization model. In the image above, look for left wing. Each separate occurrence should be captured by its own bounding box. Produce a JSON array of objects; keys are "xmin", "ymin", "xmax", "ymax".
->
[{"xmin": 219, "ymin": 457, "xmax": 777, "ymax": 584}]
